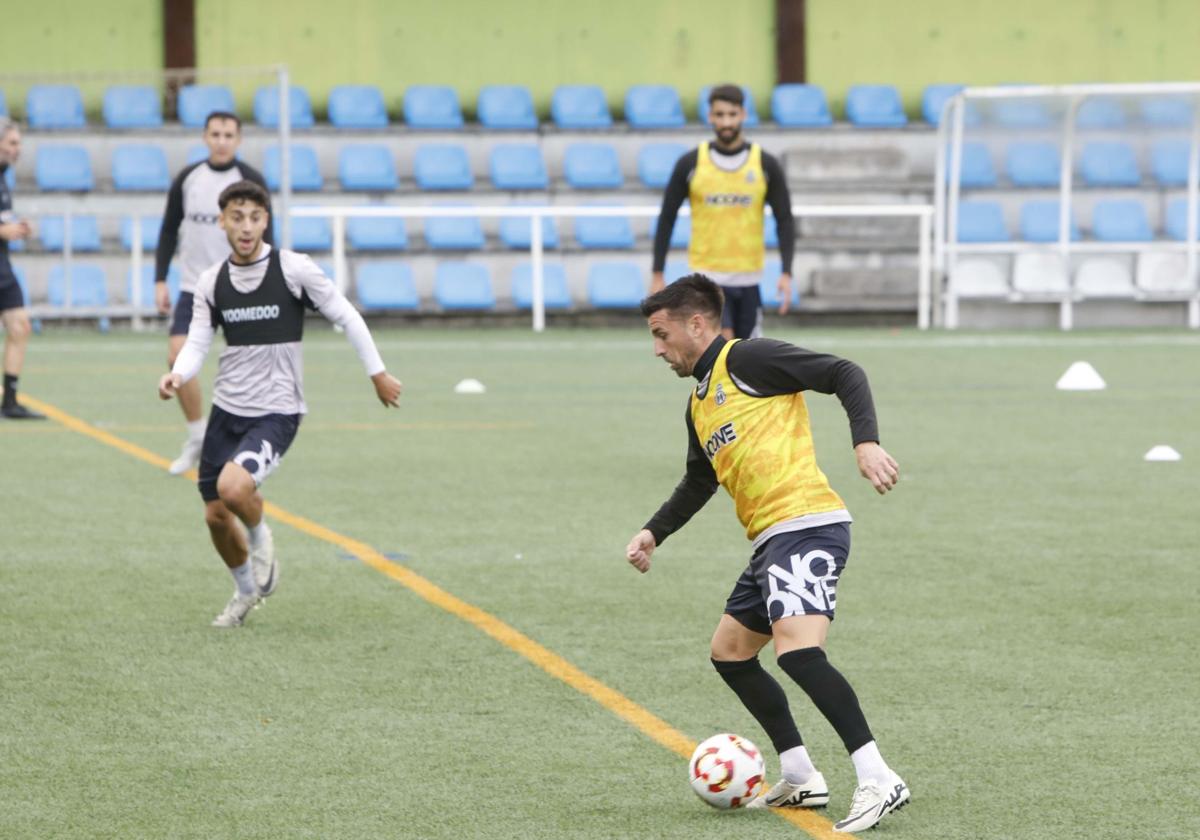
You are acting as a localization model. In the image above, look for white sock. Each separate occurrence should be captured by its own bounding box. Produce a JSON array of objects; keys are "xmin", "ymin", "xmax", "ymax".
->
[
  {"xmin": 230, "ymin": 561, "xmax": 257, "ymax": 596},
  {"xmin": 850, "ymin": 741, "xmax": 890, "ymax": 787},
  {"xmin": 247, "ymin": 521, "xmax": 267, "ymax": 548},
  {"xmin": 779, "ymin": 745, "xmax": 818, "ymax": 784},
  {"xmin": 186, "ymin": 418, "xmax": 206, "ymax": 441}
]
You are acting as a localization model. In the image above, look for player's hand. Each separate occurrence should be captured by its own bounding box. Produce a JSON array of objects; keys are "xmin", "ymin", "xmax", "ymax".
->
[
  {"xmin": 372, "ymin": 371, "xmax": 402, "ymax": 407},
  {"xmin": 625, "ymin": 529, "xmax": 657, "ymax": 574},
  {"xmin": 0, "ymin": 221, "xmax": 31, "ymax": 242},
  {"xmin": 154, "ymin": 282, "xmax": 171, "ymax": 315},
  {"xmin": 777, "ymin": 273, "xmax": 793, "ymax": 316},
  {"xmin": 649, "ymin": 272, "xmax": 665, "ymax": 294},
  {"xmin": 158, "ymin": 372, "xmax": 182, "ymax": 401},
  {"xmin": 855, "ymin": 442, "xmax": 899, "ymax": 494}
]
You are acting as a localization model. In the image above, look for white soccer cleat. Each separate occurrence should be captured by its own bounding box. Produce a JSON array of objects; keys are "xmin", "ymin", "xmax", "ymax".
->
[
  {"xmin": 168, "ymin": 436, "xmax": 203, "ymax": 475},
  {"xmin": 833, "ymin": 772, "xmax": 909, "ymax": 833},
  {"xmin": 211, "ymin": 591, "xmax": 261, "ymax": 628},
  {"xmin": 746, "ymin": 771, "xmax": 829, "ymax": 809},
  {"xmin": 249, "ymin": 524, "xmax": 278, "ymax": 597}
]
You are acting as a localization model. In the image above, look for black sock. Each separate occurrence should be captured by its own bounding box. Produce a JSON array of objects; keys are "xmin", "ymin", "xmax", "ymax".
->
[
  {"xmin": 777, "ymin": 647, "xmax": 874, "ymax": 754},
  {"xmin": 712, "ymin": 657, "xmax": 803, "ymax": 754},
  {"xmin": 2, "ymin": 373, "xmax": 16, "ymax": 407}
]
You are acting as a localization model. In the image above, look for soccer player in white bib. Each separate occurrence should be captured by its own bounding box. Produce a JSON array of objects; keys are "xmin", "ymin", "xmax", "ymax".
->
[{"xmin": 158, "ymin": 180, "xmax": 402, "ymax": 627}]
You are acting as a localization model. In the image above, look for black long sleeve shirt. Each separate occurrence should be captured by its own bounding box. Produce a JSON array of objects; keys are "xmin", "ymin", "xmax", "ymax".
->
[
  {"xmin": 643, "ymin": 336, "xmax": 879, "ymax": 545},
  {"xmin": 652, "ymin": 143, "xmax": 795, "ymax": 275}
]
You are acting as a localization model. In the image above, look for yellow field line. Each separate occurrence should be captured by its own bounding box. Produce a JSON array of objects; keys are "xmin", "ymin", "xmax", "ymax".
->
[{"xmin": 20, "ymin": 393, "xmax": 840, "ymax": 840}]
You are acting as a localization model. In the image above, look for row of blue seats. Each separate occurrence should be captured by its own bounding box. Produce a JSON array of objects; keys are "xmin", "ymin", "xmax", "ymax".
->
[
  {"xmin": 13, "ymin": 81, "xmax": 1193, "ymax": 131},
  {"xmin": 952, "ymin": 140, "xmax": 1197, "ymax": 188},
  {"xmin": 957, "ymin": 198, "xmax": 1200, "ymax": 243},
  {"xmin": 20, "ymin": 141, "xmax": 694, "ymax": 192},
  {"xmin": 12, "ymin": 259, "xmax": 783, "ymax": 312},
  {"xmin": 11, "ymin": 210, "xmax": 777, "ymax": 253}
]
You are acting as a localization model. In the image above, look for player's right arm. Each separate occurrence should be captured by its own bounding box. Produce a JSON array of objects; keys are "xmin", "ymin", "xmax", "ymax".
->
[
  {"xmin": 650, "ymin": 150, "xmax": 697, "ymax": 292},
  {"xmin": 154, "ymin": 167, "xmax": 190, "ymax": 314},
  {"xmin": 158, "ymin": 266, "xmax": 217, "ymax": 399}
]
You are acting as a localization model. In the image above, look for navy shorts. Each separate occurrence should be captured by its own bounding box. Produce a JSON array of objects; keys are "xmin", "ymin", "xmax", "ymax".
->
[
  {"xmin": 725, "ymin": 523, "xmax": 852, "ymax": 635},
  {"xmin": 197, "ymin": 404, "xmax": 301, "ymax": 502},
  {"xmin": 0, "ymin": 277, "xmax": 24, "ymax": 313},
  {"xmin": 169, "ymin": 291, "xmax": 194, "ymax": 336},
  {"xmin": 720, "ymin": 284, "xmax": 762, "ymax": 339}
]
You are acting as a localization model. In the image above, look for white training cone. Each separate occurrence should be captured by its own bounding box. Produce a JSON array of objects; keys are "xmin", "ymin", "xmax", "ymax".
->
[
  {"xmin": 1143, "ymin": 445, "xmax": 1181, "ymax": 462},
  {"xmin": 454, "ymin": 378, "xmax": 486, "ymax": 395},
  {"xmin": 1056, "ymin": 361, "xmax": 1106, "ymax": 391}
]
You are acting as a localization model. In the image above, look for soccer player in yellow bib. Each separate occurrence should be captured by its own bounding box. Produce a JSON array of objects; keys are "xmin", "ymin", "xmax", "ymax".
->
[
  {"xmin": 649, "ymin": 84, "xmax": 794, "ymax": 340},
  {"xmin": 625, "ymin": 275, "xmax": 909, "ymax": 833}
]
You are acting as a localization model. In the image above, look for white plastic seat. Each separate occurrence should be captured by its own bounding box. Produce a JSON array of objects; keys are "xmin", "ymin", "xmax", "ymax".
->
[
  {"xmin": 1012, "ymin": 253, "xmax": 1069, "ymax": 295},
  {"xmin": 1135, "ymin": 253, "xmax": 1194, "ymax": 296},
  {"xmin": 1074, "ymin": 258, "xmax": 1135, "ymax": 298},
  {"xmin": 951, "ymin": 258, "xmax": 1010, "ymax": 298}
]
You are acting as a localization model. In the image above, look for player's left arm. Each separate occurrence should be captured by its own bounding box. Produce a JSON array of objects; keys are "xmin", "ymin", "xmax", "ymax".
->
[
  {"xmin": 286, "ymin": 252, "xmax": 401, "ymax": 407},
  {"xmin": 762, "ymin": 152, "xmax": 796, "ymax": 314},
  {"xmin": 727, "ymin": 340, "xmax": 899, "ymax": 493}
]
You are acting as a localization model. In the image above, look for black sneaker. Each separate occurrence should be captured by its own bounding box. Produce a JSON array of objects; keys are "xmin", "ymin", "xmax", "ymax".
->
[{"xmin": 1, "ymin": 403, "xmax": 46, "ymax": 420}]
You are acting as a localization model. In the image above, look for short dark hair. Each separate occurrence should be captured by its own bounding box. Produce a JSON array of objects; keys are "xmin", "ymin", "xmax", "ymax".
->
[
  {"xmin": 640, "ymin": 274, "xmax": 724, "ymax": 322},
  {"xmin": 204, "ymin": 110, "xmax": 241, "ymax": 130},
  {"xmin": 708, "ymin": 84, "xmax": 744, "ymax": 108},
  {"xmin": 218, "ymin": 180, "xmax": 270, "ymax": 211}
]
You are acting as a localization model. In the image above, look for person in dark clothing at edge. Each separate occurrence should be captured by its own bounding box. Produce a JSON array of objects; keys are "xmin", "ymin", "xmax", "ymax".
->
[
  {"xmin": 650, "ymin": 84, "xmax": 796, "ymax": 340},
  {"xmin": 155, "ymin": 110, "xmax": 273, "ymax": 475},
  {"xmin": 0, "ymin": 117, "xmax": 44, "ymax": 420}
]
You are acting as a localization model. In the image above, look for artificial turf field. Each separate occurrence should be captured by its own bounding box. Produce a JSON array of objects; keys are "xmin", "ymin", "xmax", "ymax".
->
[{"xmin": 2, "ymin": 326, "xmax": 1197, "ymax": 840}]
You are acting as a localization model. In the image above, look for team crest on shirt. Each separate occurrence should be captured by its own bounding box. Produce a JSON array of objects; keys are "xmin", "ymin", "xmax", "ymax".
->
[
  {"xmin": 745, "ymin": 170, "xmax": 757, "ymax": 184},
  {"xmin": 715, "ymin": 383, "xmax": 727, "ymax": 406}
]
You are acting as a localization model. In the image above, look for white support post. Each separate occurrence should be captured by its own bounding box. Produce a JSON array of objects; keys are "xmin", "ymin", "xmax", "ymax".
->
[
  {"xmin": 1058, "ymin": 97, "xmax": 1079, "ymax": 332},
  {"xmin": 531, "ymin": 210, "xmax": 545, "ymax": 333},
  {"xmin": 332, "ymin": 213, "xmax": 347, "ymax": 296},
  {"xmin": 131, "ymin": 215, "xmax": 143, "ymax": 331},
  {"xmin": 918, "ymin": 210, "xmax": 931, "ymax": 330},
  {"xmin": 1187, "ymin": 97, "xmax": 1200, "ymax": 329},
  {"xmin": 945, "ymin": 97, "xmax": 965, "ymax": 329},
  {"xmin": 278, "ymin": 66, "xmax": 292, "ymax": 251},
  {"xmin": 63, "ymin": 212, "xmax": 73, "ymax": 309}
]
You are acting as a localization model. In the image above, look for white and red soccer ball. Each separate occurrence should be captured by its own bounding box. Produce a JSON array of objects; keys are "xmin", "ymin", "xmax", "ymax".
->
[{"xmin": 688, "ymin": 733, "xmax": 765, "ymax": 809}]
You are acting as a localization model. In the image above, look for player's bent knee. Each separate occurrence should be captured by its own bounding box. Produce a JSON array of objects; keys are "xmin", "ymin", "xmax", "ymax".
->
[
  {"xmin": 7, "ymin": 313, "xmax": 31, "ymax": 342},
  {"xmin": 711, "ymin": 614, "xmax": 770, "ymax": 661},
  {"xmin": 215, "ymin": 463, "xmax": 256, "ymax": 506},
  {"xmin": 204, "ymin": 500, "xmax": 232, "ymax": 530}
]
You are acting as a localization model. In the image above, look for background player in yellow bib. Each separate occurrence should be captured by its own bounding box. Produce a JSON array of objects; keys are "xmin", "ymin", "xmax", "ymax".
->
[
  {"xmin": 625, "ymin": 275, "xmax": 908, "ymax": 833},
  {"xmin": 649, "ymin": 84, "xmax": 795, "ymax": 340}
]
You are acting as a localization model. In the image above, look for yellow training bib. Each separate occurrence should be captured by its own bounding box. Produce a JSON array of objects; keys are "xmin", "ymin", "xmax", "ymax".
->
[{"xmin": 687, "ymin": 142, "xmax": 768, "ymax": 273}]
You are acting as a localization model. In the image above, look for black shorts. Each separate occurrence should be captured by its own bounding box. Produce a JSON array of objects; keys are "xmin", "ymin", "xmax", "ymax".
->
[
  {"xmin": 724, "ymin": 523, "xmax": 852, "ymax": 635},
  {"xmin": 169, "ymin": 291, "xmax": 194, "ymax": 336},
  {"xmin": 720, "ymin": 284, "xmax": 762, "ymax": 339},
  {"xmin": 0, "ymin": 277, "xmax": 25, "ymax": 313},
  {"xmin": 197, "ymin": 404, "xmax": 301, "ymax": 502}
]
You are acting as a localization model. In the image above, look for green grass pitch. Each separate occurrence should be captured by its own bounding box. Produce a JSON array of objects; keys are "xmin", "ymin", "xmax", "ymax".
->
[{"xmin": 1, "ymin": 327, "xmax": 1197, "ymax": 839}]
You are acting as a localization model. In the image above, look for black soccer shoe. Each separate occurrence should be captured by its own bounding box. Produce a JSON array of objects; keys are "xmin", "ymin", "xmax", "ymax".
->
[{"xmin": 1, "ymin": 402, "xmax": 46, "ymax": 420}]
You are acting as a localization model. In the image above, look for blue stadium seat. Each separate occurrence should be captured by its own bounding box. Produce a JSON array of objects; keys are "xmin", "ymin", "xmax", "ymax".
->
[
  {"xmin": 414, "ymin": 145, "xmax": 473, "ymax": 191},
  {"xmin": 1092, "ymin": 200, "xmax": 1152, "ymax": 242},
  {"xmin": 563, "ymin": 143, "xmax": 623, "ymax": 189},
  {"xmin": 663, "ymin": 260, "xmax": 690, "ymax": 284},
  {"xmin": 587, "ymin": 263, "xmax": 644, "ymax": 308},
  {"xmin": 0, "ymin": 89, "xmax": 6, "ymax": 116},
  {"xmin": 48, "ymin": 264, "xmax": 108, "ymax": 306},
  {"xmin": 551, "ymin": 85, "xmax": 612, "ymax": 129},
  {"xmin": 771, "ymin": 84, "xmax": 832, "ymax": 128},
  {"xmin": 1079, "ymin": 142, "xmax": 1140, "ymax": 187},
  {"xmin": 991, "ymin": 95, "xmax": 1053, "ymax": 128},
  {"xmin": 697, "ymin": 86, "xmax": 759, "ymax": 126},
  {"xmin": 328, "ymin": 85, "xmax": 388, "ymax": 129},
  {"xmin": 478, "ymin": 85, "xmax": 537, "ymax": 130},
  {"xmin": 112, "ymin": 145, "xmax": 170, "ymax": 191},
  {"xmin": 637, "ymin": 143, "xmax": 687, "ymax": 188},
  {"xmin": 26, "ymin": 85, "xmax": 85, "ymax": 129},
  {"xmin": 921, "ymin": 84, "xmax": 981, "ymax": 127},
  {"xmin": 177, "ymin": 85, "xmax": 236, "ymax": 128},
  {"xmin": 498, "ymin": 212, "xmax": 558, "ymax": 249},
  {"xmin": 264, "ymin": 145, "xmax": 324, "ymax": 191},
  {"xmin": 356, "ymin": 262, "xmax": 419, "ymax": 310},
  {"xmin": 103, "ymin": 86, "xmax": 162, "ymax": 129},
  {"xmin": 1076, "ymin": 98, "xmax": 1126, "ymax": 129},
  {"xmin": 649, "ymin": 214, "xmax": 691, "ymax": 248},
  {"xmin": 573, "ymin": 211, "xmax": 634, "ymax": 249},
  {"xmin": 511, "ymin": 263, "xmax": 571, "ymax": 309},
  {"xmin": 1019, "ymin": 200, "xmax": 1080, "ymax": 242},
  {"xmin": 758, "ymin": 260, "xmax": 800, "ymax": 308},
  {"xmin": 1165, "ymin": 198, "xmax": 1199, "ymax": 241},
  {"xmin": 435, "ymin": 262, "xmax": 494, "ymax": 310},
  {"xmin": 624, "ymin": 85, "xmax": 685, "ymax": 128},
  {"xmin": 39, "ymin": 216, "xmax": 101, "ymax": 252},
  {"xmin": 338, "ymin": 145, "xmax": 398, "ymax": 191},
  {"xmin": 346, "ymin": 216, "xmax": 408, "ymax": 250},
  {"xmin": 948, "ymin": 142, "xmax": 997, "ymax": 188},
  {"xmin": 120, "ymin": 215, "xmax": 163, "ymax": 251},
  {"xmin": 764, "ymin": 214, "xmax": 779, "ymax": 249},
  {"xmin": 403, "ymin": 86, "xmax": 463, "ymax": 129},
  {"xmin": 424, "ymin": 212, "xmax": 485, "ymax": 250},
  {"xmin": 489, "ymin": 144, "xmax": 548, "ymax": 190},
  {"xmin": 956, "ymin": 201, "xmax": 1009, "ymax": 242},
  {"xmin": 275, "ymin": 215, "xmax": 332, "ymax": 251},
  {"xmin": 1006, "ymin": 142, "xmax": 1060, "ymax": 187},
  {"xmin": 35, "ymin": 146, "xmax": 93, "ymax": 191},
  {"xmin": 254, "ymin": 85, "xmax": 315, "ymax": 128},
  {"xmin": 1150, "ymin": 140, "xmax": 1190, "ymax": 187},
  {"xmin": 845, "ymin": 85, "xmax": 906, "ymax": 127},
  {"xmin": 128, "ymin": 264, "xmax": 180, "ymax": 308},
  {"xmin": 1140, "ymin": 97, "xmax": 1193, "ymax": 128}
]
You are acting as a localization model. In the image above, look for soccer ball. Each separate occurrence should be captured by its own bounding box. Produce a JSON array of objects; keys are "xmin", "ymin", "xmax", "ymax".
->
[{"xmin": 688, "ymin": 733, "xmax": 765, "ymax": 809}]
